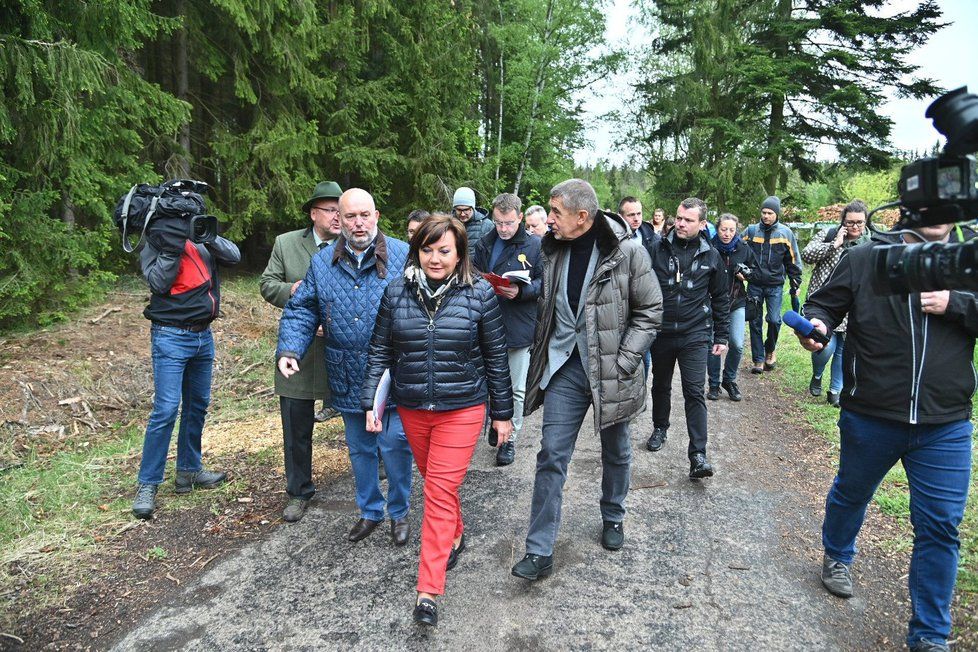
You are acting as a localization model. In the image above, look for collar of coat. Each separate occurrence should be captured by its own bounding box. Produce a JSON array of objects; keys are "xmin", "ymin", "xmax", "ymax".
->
[
  {"xmin": 540, "ymin": 210, "xmax": 627, "ymax": 257},
  {"xmin": 479, "ymin": 222, "xmax": 531, "ymax": 250},
  {"xmin": 664, "ymin": 229, "xmax": 713, "ymax": 256},
  {"xmin": 331, "ymin": 231, "xmax": 391, "ymax": 279}
]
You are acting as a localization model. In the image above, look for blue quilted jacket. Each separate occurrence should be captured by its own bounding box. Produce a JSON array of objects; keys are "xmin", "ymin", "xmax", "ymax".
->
[{"xmin": 276, "ymin": 232, "xmax": 409, "ymax": 413}]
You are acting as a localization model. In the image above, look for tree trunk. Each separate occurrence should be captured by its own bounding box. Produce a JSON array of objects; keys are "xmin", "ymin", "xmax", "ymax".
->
[
  {"xmin": 174, "ymin": 0, "xmax": 191, "ymax": 178},
  {"xmin": 494, "ymin": 2, "xmax": 505, "ymax": 187},
  {"xmin": 764, "ymin": 0, "xmax": 791, "ymax": 196},
  {"xmin": 513, "ymin": 0, "xmax": 554, "ymax": 196},
  {"xmin": 61, "ymin": 193, "xmax": 77, "ymax": 277}
]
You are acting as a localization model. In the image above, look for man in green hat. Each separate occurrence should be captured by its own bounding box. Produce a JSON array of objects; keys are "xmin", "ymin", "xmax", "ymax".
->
[{"xmin": 260, "ymin": 180, "xmax": 342, "ymax": 522}]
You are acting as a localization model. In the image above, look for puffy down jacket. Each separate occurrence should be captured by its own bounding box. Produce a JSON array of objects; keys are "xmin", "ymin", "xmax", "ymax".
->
[
  {"xmin": 276, "ymin": 232, "xmax": 408, "ymax": 413},
  {"xmin": 360, "ymin": 272, "xmax": 514, "ymax": 421}
]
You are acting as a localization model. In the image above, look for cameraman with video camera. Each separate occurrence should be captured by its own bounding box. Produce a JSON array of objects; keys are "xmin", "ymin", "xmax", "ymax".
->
[
  {"xmin": 798, "ymin": 220, "xmax": 975, "ymax": 652},
  {"xmin": 131, "ymin": 206, "xmax": 241, "ymax": 520}
]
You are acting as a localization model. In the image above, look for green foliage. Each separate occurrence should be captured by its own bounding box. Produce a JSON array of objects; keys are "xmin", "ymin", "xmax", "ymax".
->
[
  {"xmin": 1, "ymin": 0, "xmax": 616, "ymax": 329},
  {"xmin": 630, "ymin": 0, "xmax": 943, "ymax": 214},
  {"xmin": 840, "ymin": 166, "xmax": 901, "ymax": 210}
]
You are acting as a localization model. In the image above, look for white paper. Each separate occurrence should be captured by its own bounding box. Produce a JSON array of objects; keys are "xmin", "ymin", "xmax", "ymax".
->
[
  {"xmin": 502, "ymin": 269, "xmax": 532, "ymax": 284},
  {"xmin": 372, "ymin": 368, "xmax": 391, "ymax": 421}
]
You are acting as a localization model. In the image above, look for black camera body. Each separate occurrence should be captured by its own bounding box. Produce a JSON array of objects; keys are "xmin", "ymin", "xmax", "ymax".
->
[
  {"xmin": 871, "ymin": 87, "xmax": 978, "ymax": 294},
  {"xmin": 113, "ymin": 179, "xmax": 218, "ymax": 253}
]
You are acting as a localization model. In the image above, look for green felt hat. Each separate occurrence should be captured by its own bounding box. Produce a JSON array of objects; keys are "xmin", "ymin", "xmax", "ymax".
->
[{"xmin": 302, "ymin": 181, "xmax": 343, "ymax": 213}]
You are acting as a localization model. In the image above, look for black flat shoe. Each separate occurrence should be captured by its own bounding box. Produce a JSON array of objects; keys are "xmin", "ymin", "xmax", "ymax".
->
[
  {"xmin": 413, "ymin": 598, "xmax": 437, "ymax": 626},
  {"xmin": 446, "ymin": 534, "xmax": 466, "ymax": 571},
  {"xmin": 689, "ymin": 453, "xmax": 714, "ymax": 479}
]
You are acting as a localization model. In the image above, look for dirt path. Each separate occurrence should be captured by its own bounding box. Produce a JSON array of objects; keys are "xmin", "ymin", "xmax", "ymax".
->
[{"xmin": 109, "ymin": 372, "xmax": 912, "ymax": 651}]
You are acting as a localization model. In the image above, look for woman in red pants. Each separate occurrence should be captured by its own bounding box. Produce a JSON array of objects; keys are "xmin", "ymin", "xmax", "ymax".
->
[{"xmin": 362, "ymin": 214, "xmax": 514, "ymax": 626}]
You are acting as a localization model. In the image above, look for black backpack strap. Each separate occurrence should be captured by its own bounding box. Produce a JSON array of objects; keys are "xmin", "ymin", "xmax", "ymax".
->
[{"xmin": 120, "ymin": 185, "xmax": 161, "ymax": 253}]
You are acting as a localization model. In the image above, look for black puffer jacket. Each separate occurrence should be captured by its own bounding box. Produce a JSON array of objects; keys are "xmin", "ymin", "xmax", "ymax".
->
[
  {"xmin": 361, "ymin": 270, "xmax": 514, "ymax": 420},
  {"xmin": 645, "ymin": 231, "xmax": 730, "ymax": 344}
]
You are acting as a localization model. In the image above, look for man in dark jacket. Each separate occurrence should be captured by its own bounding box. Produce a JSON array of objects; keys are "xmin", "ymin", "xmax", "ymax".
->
[
  {"xmin": 132, "ymin": 219, "xmax": 241, "ymax": 519},
  {"xmin": 452, "ymin": 186, "xmax": 493, "ymax": 259},
  {"xmin": 259, "ymin": 180, "xmax": 341, "ymax": 522},
  {"xmin": 472, "ymin": 193, "xmax": 543, "ymax": 466},
  {"xmin": 743, "ymin": 195, "xmax": 802, "ymax": 372},
  {"xmin": 799, "ymin": 223, "xmax": 976, "ymax": 652},
  {"xmin": 511, "ymin": 179, "xmax": 662, "ymax": 581},
  {"xmin": 644, "ymin": 197, "xmax": 729, "ymax": 479},
  {"xmin": 618, "ymin": 196, "xmax": 659, "ymax": 251},
  {"xmin": 277, "ymin": 188, "xmax": 414, "ymax": 545}
]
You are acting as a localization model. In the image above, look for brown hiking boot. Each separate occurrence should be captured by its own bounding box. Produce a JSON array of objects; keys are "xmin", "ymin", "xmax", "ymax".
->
[{"xmin": 763, "ymin": 352, "xmax": 777, "ymax": 371}]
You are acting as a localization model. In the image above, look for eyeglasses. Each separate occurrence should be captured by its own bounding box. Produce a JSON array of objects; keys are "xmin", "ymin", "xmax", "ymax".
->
[
  {"xmin": 843, "ymin": 220, "xmax": 865, "ymax": 227},
  {"xmin": 454, "ymin": 207, "xmax": 473, "ymax": 214},
  {"xmin": 313, "ymin": 207, "xmax": 339, "ymax": 215}
]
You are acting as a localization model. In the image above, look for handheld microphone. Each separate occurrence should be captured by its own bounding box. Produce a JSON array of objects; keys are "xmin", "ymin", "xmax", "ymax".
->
[{"xmin": 783, "ymin": 310, "xmax": 831, "ymax": 346}]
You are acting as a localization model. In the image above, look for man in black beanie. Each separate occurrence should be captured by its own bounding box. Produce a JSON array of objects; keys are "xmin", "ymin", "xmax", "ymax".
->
[{"xmin": 742, "ymin": 196, "xmax": 802, "ymax": 373}]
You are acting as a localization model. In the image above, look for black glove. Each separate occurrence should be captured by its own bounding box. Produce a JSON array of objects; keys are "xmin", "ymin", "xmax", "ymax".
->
[{"xmin": 147, "ymin": 217, "xmax": 190, "ymax": 254}]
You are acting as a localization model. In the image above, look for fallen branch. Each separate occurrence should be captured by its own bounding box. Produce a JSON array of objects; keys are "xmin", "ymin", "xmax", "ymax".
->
[
  {"xmin": 90, "ymin": 306, "xmax": 122, "ymax": 324},
  {"xmin": 199, "ymin": 553, "xmax": 220, "ymax": 569},
  {"xmin": 0, "ymin": 632, "xmax": 25, "ymax": 644}
]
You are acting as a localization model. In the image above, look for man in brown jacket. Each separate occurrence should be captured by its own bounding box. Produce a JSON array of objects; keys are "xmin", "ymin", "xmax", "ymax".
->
[
  {"xmin": 512, "ymin": 179, "xmax": 662, "ymax": 581},
  {"xmin": 259, "ymin": 180, "xmax": 341, "ymax": 522}
]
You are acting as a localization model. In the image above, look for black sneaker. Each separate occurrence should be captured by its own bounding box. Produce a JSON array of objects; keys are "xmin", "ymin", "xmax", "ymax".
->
[
  {"xmin": 689, "ymin": 453, "xmax": 714, "ymax": 479},
  {"xmin": 827, "ymin": 391, "xmax": 841, "ymax": 408},
  {"xmin": 413, "ymin": 598, "xmax": 437, "ymax": 626},
  {"xmin": 706, "ymin": 385, "xmax": 720, "ymax": 400},
  {"xmin": 495, "ymin": 440, "xmax": 516, "ymax": 466},
  {"xmin": 909, "ymin": 639, "xmax": 950, "ymax": 652},
  {"xmin": 646, "ymin": 427, "xmax": 667, "ymax": 452},
  {"xmin": 601, "ymin": 521, "xmax": 624, "ymax": 551},
  {"xmin": 721, "ymin": 381, "xmax": 742, "ymax": 401},
  {"xmin": 174, "ymin": 469, "xmax": 227, "ymax": 494},
  {"xmin": 809, "ymin": 376, "xmax": 823, "ymax": 397},
  {"xmin": 511, "ymin": 553, "xmax": 554, "ymax": 580},
  {"xmin": 132, "ymin": 484, "xmax": 158, "ymax": 520}
]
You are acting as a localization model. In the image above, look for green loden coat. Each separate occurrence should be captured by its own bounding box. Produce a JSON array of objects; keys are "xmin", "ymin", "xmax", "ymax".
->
[{"xmin": 260, "ymin": 227, "xmax": 330, "ymax": 400}]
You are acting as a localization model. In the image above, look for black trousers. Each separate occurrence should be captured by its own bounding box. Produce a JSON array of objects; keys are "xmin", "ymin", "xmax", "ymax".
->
[
  {"xmin": 650, "ymin": 331, "xmax": 710, "ymax": 457},
  {"xmin": 280, "ymin": 396, "xmax": 316, "ymax": 499}
]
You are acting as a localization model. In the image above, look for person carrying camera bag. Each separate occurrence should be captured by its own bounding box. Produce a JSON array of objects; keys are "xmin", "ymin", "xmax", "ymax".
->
[
  {"xmin": 798, "ymin": 222, "xmax": 976, "ymax": 652},
  {"xmin": 707, "ymin": 213, "xmax": 757, "ymax": 402},
  {"xmin": 131, "ymin": 208, "xmax": 241, "ymax": 519}
]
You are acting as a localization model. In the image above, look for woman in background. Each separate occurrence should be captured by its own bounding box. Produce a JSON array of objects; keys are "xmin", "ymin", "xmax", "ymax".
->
[
  {"xmin": 707, "ymin": 213, "xmax": 757, "ymax": 402},
  {"xmin": 800, "ymin": 200, "xmax": 869, "ymax": 406}
]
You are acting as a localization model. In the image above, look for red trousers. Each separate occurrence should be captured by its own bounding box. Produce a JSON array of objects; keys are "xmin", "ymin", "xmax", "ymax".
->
[{"xmin": 398, "ymin": 403, "xmax": 486, "ymax": 595}]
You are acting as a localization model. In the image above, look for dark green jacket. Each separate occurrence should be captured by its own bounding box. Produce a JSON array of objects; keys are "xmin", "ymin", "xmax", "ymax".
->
[{"xmin": 260, "ymin": 227, "xmax": 330, "ymax": 400}]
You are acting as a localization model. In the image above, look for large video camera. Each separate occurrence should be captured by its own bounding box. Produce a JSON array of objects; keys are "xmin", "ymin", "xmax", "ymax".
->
[
  {"xmin": 871, "ymin": 86, "xmax": 978, "ymax": 294},
  {"xmin": 113, "ymin": 179, "xmax": 219, "ymax": 253}
]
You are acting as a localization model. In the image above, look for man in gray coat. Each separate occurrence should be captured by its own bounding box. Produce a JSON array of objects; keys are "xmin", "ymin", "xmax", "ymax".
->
[
  {"xmin": 512, "ymin": 179, "xmax": 662, "ymax": 581},
  {"xmin": 259, "ymin": 180, "xmax": 342, "ymax": 522}
]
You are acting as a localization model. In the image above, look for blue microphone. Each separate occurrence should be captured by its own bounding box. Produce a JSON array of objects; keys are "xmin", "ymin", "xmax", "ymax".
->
[{"xmin": 783, "ymin": 310, "xmax": 831, "ymax": 346}]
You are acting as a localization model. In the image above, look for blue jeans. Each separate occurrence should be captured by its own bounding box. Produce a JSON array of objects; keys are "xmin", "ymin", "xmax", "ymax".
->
[
  {"xmin": 823, "ymin": 410, "xmax": 972, "ymax": 646},
  {"xmin": 811, "ymin": 332, "xmax": 845, "ymax": 394},
  {"xmin": 708, "ymin": 306, "xmax": 746, "ymax": 385},
  {"xmin": 138, "ymin": 325, "xmax": 215, "ymax": 485},
  {"xmin": 525, "ymin": 352, "xmax": 631, "ymax": 556},
  {"xmin": 341, "ymin": 409, "xmax": 413, "ymax": 521},
  {"xmin": 747, "ymin": 284, "xmax": 783, "ymax": 363}
]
